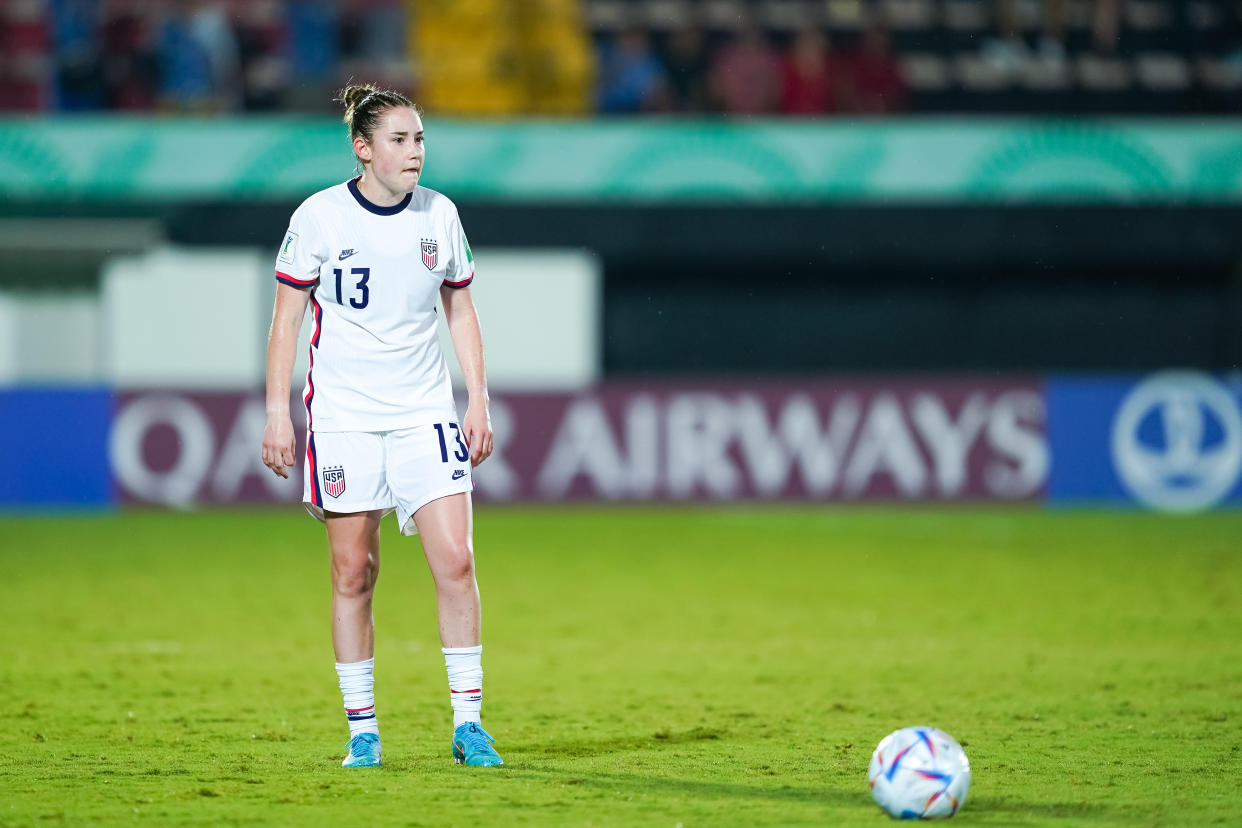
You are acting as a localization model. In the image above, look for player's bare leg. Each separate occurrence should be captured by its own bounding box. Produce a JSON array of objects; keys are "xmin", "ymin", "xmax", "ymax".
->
[
  {"xmin": 327, "ymin": 509, "xmax": 384, "ymax": 660},
  {"xmin": 326, "ymin": 509, "xmax": 385, "ymax": 766},
  {"xmin": 414, "ymin": 492, "xmax": 502, "ymax": 766},
  {"xmin": 414, "ymin": 493, "xmax": 480, "ymax": 647}
]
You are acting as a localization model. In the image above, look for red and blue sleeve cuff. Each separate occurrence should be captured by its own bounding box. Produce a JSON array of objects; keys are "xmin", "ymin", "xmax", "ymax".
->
[
  {"xmin": 443, "ymin": 274, "xmax": 474, "ymax": 289},
  {"xmin": 276, "ymin": 270, "xmax": 317, "ymax": 288}
]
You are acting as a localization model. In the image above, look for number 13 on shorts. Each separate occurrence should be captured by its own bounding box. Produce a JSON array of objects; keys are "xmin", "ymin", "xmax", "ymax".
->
[{"xmin": 433, "ymin": 423, "xmax": 470, "ymax": 463}]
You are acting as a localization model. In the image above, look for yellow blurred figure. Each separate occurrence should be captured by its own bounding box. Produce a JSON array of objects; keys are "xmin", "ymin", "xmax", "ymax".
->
[{"xmin": 410, "ymin": 0, "xmax": 593, "ymax": 116}]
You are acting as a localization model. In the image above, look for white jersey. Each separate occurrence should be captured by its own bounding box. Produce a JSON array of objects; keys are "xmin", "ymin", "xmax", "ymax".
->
[{"xmin": 275, "ymin": 178, "xmax": 475, "ymax": 433}]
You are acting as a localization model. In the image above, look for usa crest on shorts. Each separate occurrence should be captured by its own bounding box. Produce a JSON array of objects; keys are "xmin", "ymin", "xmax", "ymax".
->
[
  {"xmin": 421, "ymin": 239, "xmax": 438, "ymax": 270},
  {"xmin": 323, "ymin": 467, "xmax": 346, "ymax": 498}
]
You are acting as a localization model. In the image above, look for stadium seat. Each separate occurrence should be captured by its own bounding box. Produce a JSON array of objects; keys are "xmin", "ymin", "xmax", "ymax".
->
[
  {"xmin": 1125, "ymin": 0, "xmax": 1174, "ymax": 30},
  {"xmin": 899, "ymin": 52, "xmax": 951, "ymax": 91},
  {"xmin": 1077, "ymin": 54, "xmax": 1133, "ymax": 90},
  {"xmin": 1198, "ymin": 55, "xmax": 1242, "ymax": 90},
  {"xmin": 878, "ymin": 0, "xmax": 936, "ymax": 31},
  {"xmin": 941, "ymin": 1, "xmax": 989, "ymax": 35},
  {"xmin": 700, "ymin": 0, "xmax": 748, "ymax": 32},
  {"xmin": 823, "ymin": 0, "xmax": 866, "ymax": 31},
  {"xmin": 1021, "ymin": 55, "xmax": 1073, "ymax": 92},
  {"xmin": 956, "ymin": 53, "xmax": 1013, "ymax": 91},
  {"xmin": 756, "ymin": 1, "xmax": 819, "ymax": 32},
  {"xmin": 642, "ymin": 0, "xmax": 696, "ymax": 29},
  {"xmin": 1135, "ymin": 52, "xmax": 1193, "ymax": 91},
  {"xmin": 584, "ymin": 0, "xmax": 635, "ymax": 32}
]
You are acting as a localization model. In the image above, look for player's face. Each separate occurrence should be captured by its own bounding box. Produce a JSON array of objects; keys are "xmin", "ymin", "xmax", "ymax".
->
[{"xmin": 357, "ymin": 107, "xmax": 425, "ymax": 198}]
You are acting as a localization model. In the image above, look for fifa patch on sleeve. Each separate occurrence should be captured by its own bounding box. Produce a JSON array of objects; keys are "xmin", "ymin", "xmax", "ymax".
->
[{"xmin": 279, "ymin": 231, "xmax": 299, "ymax": 265}]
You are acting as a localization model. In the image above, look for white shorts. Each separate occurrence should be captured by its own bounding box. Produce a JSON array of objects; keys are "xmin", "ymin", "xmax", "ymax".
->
[{"xmin": 304, "ymin": 423, "xmax": 474, "ymax": 536}]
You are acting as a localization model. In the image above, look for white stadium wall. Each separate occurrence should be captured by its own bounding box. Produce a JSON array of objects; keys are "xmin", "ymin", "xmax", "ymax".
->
[
  {"xmin": 0, "ymin": 246, "xmax": 601, "ymax": 392},
  {"xmin": 104, "ymin": 247, "xmax": 270, "ymax": 389},
  {"xmin": 433, "ymin": 249, "xmax": 602, "ymax": 392},
  {"xmin": 0, "ymin": 290, "xmax": 101, "ymax": 384}
]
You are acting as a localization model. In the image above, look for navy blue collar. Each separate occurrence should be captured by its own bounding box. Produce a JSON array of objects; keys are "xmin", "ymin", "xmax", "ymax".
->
[{"xmin": 348, "ymin": 177, "xmax": 412, "ymax": 216}]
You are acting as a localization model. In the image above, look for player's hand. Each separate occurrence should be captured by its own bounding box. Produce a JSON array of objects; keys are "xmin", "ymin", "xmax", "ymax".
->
[
  {"xmin": 261, "ymin": 415, "xmax": 297, "ymax": 479},
  {"xmin": 462, "ymin": 402, "xmax": 494, "ymax": 467}
]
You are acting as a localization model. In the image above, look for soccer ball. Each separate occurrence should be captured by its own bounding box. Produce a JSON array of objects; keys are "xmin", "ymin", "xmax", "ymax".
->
[{"xmin": 868, "ymin": 726, "xmax": 971, "ymax": 820}]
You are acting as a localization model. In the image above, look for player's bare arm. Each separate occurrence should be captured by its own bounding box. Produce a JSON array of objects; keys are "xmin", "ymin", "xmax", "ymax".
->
[
  {"xmin": 440, "ymin": 283, "xmax": 493, "ymax": 467},
  {"xmin": 261, "ymin": 282, "xmax": 312, "ymax": 478}
]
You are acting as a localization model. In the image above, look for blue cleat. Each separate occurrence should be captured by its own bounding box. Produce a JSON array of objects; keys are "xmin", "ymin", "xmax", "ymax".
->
[
  {"xmin": 342, "ymin": 732, "xmax": 382, "ymax": 767},
  {"xmin": 452, "ymin": 722, "xmax": 504, "ymax": 767}
]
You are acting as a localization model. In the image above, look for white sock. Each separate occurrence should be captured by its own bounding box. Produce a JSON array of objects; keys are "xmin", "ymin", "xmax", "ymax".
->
[
  {"xmin": 336, "ymin": 658, "xmax": 379, "ymax": 738},
  {"xmin": 443, "ymin": 645, "xmax": 483, "ymax": 729}
]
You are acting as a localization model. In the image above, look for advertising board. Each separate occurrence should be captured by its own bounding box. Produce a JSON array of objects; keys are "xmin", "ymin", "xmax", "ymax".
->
[
  {"xmin": 109, "ymin": 379, "xmax": 1047, "ymax": 506},
  {"xmin": 11, "ymin": 373, "xmax": 1235, "ymax": 512}
]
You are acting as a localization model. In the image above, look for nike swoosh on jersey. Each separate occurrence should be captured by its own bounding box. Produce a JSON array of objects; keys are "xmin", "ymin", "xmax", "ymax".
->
[{"xmin": 338, "ymin": 249, "xmax": 358, "ymax": 260}]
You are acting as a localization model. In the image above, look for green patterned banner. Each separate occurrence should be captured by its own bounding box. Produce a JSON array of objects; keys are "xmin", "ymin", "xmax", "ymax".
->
[{"xmin": 3, "ymin": 117, "xmax": 1240, "ymax": 203}]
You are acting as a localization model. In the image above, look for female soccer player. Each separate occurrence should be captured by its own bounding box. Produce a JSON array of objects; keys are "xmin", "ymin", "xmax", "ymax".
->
[{"xmin": 260, "ymin": 84, "xmax": 502, "ymax": 769}]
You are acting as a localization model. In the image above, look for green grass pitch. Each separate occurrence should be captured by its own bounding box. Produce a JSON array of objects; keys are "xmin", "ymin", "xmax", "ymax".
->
[{"xmin": 1, "ymin": 506, "xmax": 1239, "ymax": 826}]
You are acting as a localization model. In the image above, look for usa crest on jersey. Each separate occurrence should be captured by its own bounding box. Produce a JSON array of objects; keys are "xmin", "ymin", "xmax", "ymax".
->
[
  {"xmin": 322, "ymin": 467, "xmax": 346, "ymax": 498},
  {"xmin": 421, "ymin": 239, "xmax": 438, "ymax": 270}
]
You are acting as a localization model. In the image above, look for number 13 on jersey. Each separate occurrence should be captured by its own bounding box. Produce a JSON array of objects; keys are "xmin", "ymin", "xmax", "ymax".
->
[{"xmin": 333, "ymin": 267, "xmax": 370, "ymax": 309}]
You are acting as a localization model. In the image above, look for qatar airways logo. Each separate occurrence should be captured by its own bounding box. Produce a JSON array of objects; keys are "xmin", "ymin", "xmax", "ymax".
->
[
  {"xmin": 473, "ymin": 386, "xmax": 1049, "ymax": 502},
  {"xmin": 110, "ymin": 383, "xmax": 1050, "ymax": 506}
]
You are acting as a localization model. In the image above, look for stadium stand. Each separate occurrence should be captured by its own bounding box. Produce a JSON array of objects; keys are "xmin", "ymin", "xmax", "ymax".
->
[
  {"xmin": 0, "ymin": 1, "xmax": 1239, "ymax": 115},
  {"xmin": 584, "ymin": 0, "xmax": 1242, "ymax": 113}
]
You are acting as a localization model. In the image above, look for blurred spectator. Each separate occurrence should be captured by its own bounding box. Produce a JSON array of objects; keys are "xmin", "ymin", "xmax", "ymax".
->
[
  {"xmin": 779, "ymin": 28, "xmax": 841, "ymax": 115},
  {"xmin": 285, "ymin": 0, "xmax": 341, "ymax": 110},
  {"xmin": 595, "ymin": 27, "xmax": 667, "ymax": 114},
  {"xmin": 843, "ymin": 18, "xmax": 909, "ymax": 114},
  {"xmin": 158, "ymin": 1, "xmax": 241, "ymax": 113},
  {"xmin": 1036, "ymin": 0, "xmax": 1068, "ymax": 62},
  {"xmin": 0, "ymin": 0, "xmax": 52, "ymax": 110},
  {"xmin": 710, "ymin": 29, "xmax": 781, "ymax": 115},
  {"xmin": 101, "ymin": 4, "xmax": 157, "ymax": 110},
  {"xmin": 983, "ymin": 0, "xmax": 1068, "ymax": 70},
  {"xmin": 1091, "ymin": 0, "xmax": 1122, "ymax": 55},
  {"xmin": 339, "ymin": 0, "xmax": 412, "ymax": 100},
  {"xmin": 234, "ymin": 0, "xmax": 289, "ymax": 111},
  {"xmin": 50, "ymin": 0, "xmax": 103, "ymax": 110},
  {"xmin": 663, "ymin": 23, "xmax": 710, "ymax": 113},
  {"xmin": 340, "ymin": 0, "xmax": 405, "ymax": 65}
]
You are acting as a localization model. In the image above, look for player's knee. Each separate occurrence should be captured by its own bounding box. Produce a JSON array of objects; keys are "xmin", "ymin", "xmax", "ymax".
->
[
  {"xmin": 436, "ymin": 540, "xmax": 475, "ymax": 585},
  {"xmin": 331, "ymin": 554, "xmax": 377, "ymax": 597}
]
